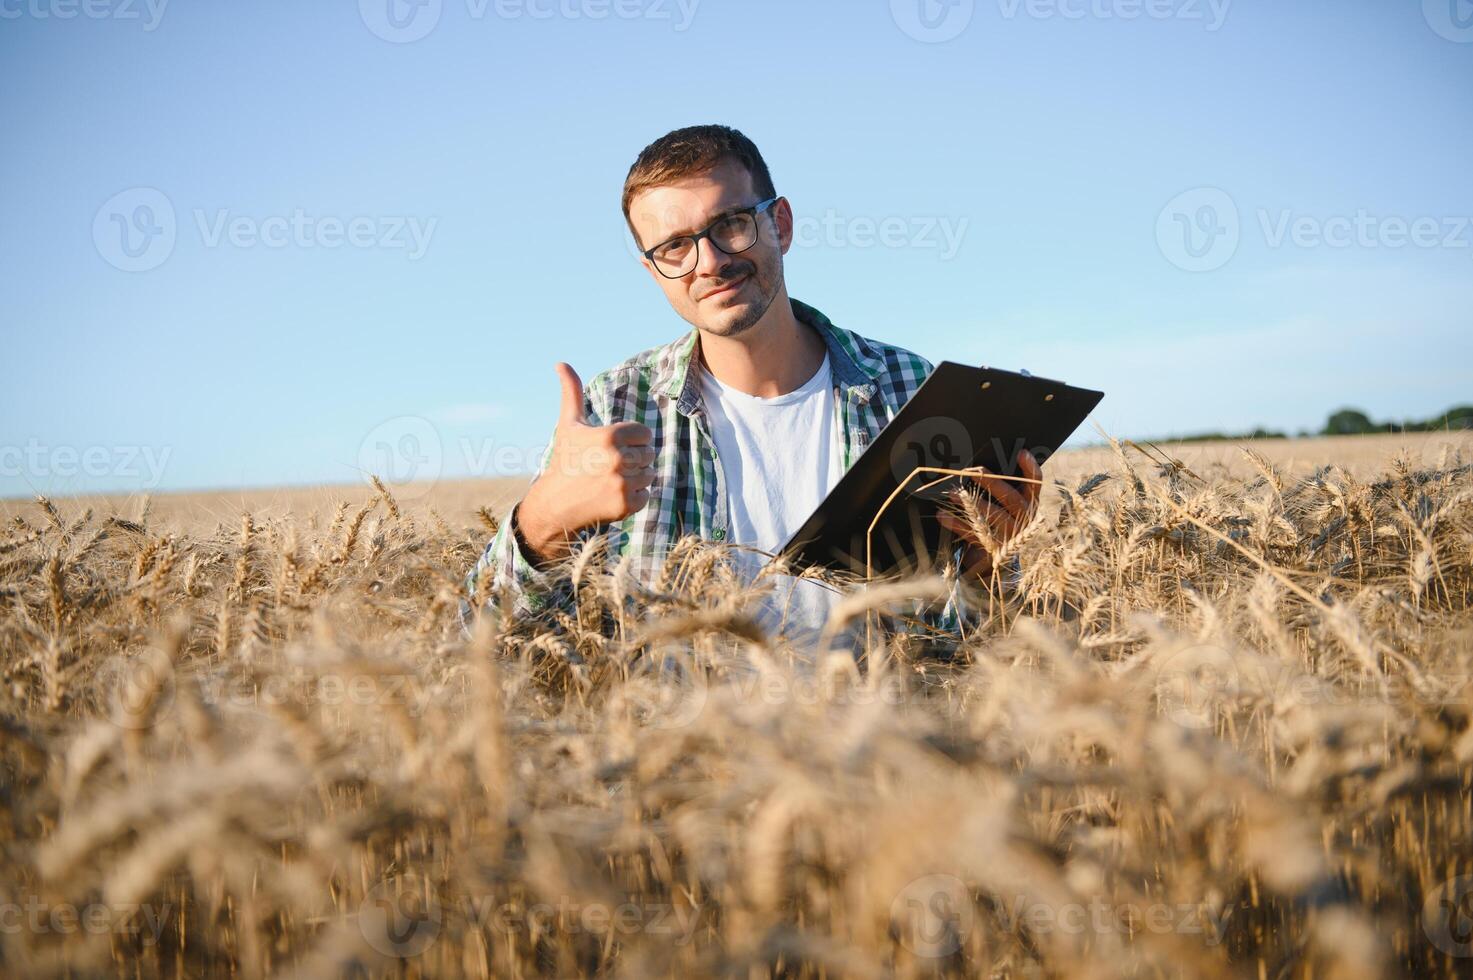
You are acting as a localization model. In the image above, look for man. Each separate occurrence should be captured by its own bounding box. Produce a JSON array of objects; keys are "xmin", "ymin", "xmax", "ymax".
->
[{"xmin": 465, "ymin": 124, "xmax": 1040, "ymax": 652}]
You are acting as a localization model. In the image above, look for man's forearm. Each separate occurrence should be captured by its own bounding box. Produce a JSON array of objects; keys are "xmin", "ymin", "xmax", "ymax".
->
[
  {"xmin": 463, "ymin": 500, "xmax": 575, "ymax": 622},
  {"xmin": 511, "ymin": 494, "xmax": 574, "ymax": 569}
]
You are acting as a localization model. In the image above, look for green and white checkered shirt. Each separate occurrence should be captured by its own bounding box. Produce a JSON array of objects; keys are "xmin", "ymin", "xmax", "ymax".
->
[{"xmin": 464, "ymin": 297, "xmax": 987, "ymax": 644}]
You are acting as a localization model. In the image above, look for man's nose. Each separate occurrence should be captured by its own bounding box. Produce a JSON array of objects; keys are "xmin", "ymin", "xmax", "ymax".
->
[{"xmin": 691, "ymin": 234, "xmax": 734, "ymax": 278}]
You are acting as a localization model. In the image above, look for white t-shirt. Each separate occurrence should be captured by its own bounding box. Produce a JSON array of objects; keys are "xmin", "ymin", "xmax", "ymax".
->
[{"xmin": 697, "ymin": 350, "xmax": 854, "ymax": 656}]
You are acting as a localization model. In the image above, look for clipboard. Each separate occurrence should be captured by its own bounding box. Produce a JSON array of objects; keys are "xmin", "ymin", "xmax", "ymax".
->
[{"xmin": 777, "ymin": 362, "xmax": 1104, "ymax": 578}]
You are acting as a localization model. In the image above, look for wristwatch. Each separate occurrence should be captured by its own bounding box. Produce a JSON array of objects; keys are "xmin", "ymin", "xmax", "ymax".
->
[{"xmin": 510, "ymin": 502, "xmax": 550, "ymax": 569}]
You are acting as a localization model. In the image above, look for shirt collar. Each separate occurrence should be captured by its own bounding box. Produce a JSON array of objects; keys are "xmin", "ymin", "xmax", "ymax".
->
[{"xmin": 658, "ymin": 297, "xmax": 883, "ymax": 415}]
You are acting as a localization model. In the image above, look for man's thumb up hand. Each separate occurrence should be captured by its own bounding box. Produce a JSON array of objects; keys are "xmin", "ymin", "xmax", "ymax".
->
[
  {"xmin": 517, "ymin": 360, "xmax": 657, "ymax": 566},
  {"xmin": 556, "ymin": 361, "xmax": 587, "ymax": 426}
]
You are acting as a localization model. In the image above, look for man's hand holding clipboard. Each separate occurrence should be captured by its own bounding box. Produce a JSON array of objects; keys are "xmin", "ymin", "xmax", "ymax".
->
[
  {"xmin": 778, "ymin": 364, "xmax": 1104, "ymax": 581},
  {"xmin": 936, "ymin": 447, "xmax": 1045, "ymax": 581}
]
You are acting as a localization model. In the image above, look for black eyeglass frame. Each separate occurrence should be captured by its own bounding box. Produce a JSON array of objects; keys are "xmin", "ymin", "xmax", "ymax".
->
[{"xmin": 640, "ymin": 196, "xmax": 781, "ymax": 279}]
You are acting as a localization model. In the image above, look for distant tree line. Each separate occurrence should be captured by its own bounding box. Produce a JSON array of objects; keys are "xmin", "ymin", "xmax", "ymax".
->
[
  {"xmin": 1156, "ymin": 405, "xmax": 1472, "ymax": 444},
  {"xmin": 1321, "ymin": 406, "xmax": 1473, "ymax": 436}
]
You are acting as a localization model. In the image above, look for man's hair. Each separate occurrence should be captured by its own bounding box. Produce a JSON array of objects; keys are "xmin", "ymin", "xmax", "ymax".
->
[{"xmin": 621, "ymin": 124, "xmax": 777, "ymax": 248}]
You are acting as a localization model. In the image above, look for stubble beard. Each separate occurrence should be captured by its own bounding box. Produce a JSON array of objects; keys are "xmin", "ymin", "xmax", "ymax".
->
[{"xmin": 697, "ymin": 260, "xmax": 780, "ymax": 340}]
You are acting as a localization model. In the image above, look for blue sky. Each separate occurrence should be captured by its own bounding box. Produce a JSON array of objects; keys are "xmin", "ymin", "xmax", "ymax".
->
[{"xmin": 2, "ymin": 0, "xmax": 1470, "ymax": 497}]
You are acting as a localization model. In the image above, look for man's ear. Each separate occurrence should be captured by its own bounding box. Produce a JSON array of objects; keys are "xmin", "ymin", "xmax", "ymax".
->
[
  {"xmin": 638, "ymin": 254, "xmax": 663, "ymax": 282},
  {"xmin": 774, "ymin": 196, "xmax": 794, "ymax": 256}
]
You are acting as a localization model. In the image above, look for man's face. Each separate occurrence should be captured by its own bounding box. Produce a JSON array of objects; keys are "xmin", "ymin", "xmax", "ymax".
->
[{"xmin": 627, "ymin": 158, "xmax": 793, "ymax": 338}]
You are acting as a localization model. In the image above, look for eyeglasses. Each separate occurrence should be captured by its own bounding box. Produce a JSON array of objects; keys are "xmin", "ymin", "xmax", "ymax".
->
[{"xmin": 641, "ymin": 197, "xmax": 780, "ymax": 279}]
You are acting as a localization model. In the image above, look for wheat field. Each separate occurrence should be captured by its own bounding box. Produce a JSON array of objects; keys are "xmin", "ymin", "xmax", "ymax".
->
[{"xmin": 1, "ymin": 432, "xmax": 1471, "ymax": 978}]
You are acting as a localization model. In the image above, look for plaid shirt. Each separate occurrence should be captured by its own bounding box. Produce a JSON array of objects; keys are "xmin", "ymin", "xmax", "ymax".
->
[{"xmin": 464, "ymin": 298, "xmax": 987, "ymax": 645}]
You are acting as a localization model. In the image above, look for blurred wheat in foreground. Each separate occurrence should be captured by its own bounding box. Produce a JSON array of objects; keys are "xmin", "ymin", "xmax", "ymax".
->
[{"xmin": 1, "ymin": 441, "xmax": 1471, "ymax": 979}]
